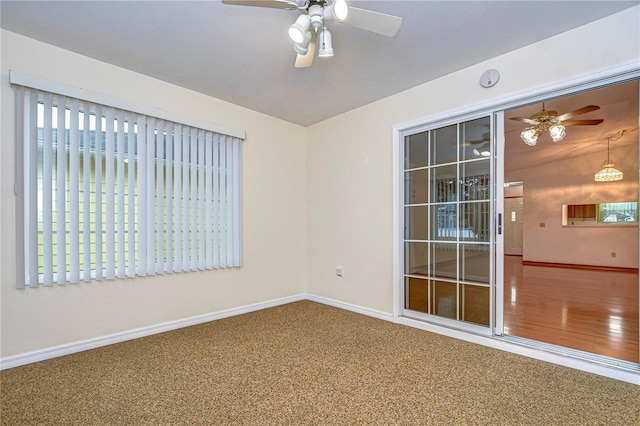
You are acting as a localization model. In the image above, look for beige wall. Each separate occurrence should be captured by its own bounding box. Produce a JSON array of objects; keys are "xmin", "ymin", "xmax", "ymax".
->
[
  {"xmin": 0, "ymin": 30, "xmax": 307, "ymax": 357},
  {"xmin": 305, "ymin": 7, "xmax": 640, "ymax": 314},
  {"xmin": 514, "ymin": 145, "xmax": 639, "ymax": 268},
  {"xmin": 1, "ymin": 6, "xmax": 639, "ymax": 360}
]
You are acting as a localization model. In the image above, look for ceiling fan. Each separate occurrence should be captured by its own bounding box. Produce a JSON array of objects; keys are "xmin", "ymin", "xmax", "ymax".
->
[
  {"xmin": 462, "ymin": 132, "xmax": 491, "ymax": 157},
  {"xmin": 510, "ymin": 103, "xmax": 604, "ymax": 146},
  {"xmin": 221, "ymin": 0, "xmax": 403, "ymax": 68},
  {"xmin": 462, "ymin": 131, "xmax": 490, "ymax": 147}
]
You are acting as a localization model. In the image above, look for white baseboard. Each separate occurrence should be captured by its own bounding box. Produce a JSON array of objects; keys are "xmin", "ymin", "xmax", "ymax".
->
[
  {"xmin": 3, "ymin": 294, "xmax": 638, "ymax": 386},
  {"xmin": 0, "ymin": 294, "xmax": 391, "ymax": 370},
  {"xmin": 304, "ymin": 294, "xmax": 394, "ymax": 322},
  {"xmin": 306, "ymin": 297, "xmax": 639, "ymax": 385},
  {"xmin": 0, "ymin": 294, "xmax": 305, "ymax": 370},
  {"xmin": 396, "ymin": 317, "xmax": 640, "ymax": 386}
]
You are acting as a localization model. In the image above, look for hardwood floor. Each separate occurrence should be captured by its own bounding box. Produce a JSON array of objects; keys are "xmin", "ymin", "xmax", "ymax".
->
[{"xmin": 503, "ymin": 255, "xmax": 639, "ymax": 363}]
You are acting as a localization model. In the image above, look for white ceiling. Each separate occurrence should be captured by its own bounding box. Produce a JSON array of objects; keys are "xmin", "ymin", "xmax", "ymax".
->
[{"xmin": 1, "ymin": 0, "xmax": 637, "ymax": 126}]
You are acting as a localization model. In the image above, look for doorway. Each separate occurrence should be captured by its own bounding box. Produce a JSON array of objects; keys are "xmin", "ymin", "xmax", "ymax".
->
[
  {"xmin": 501, "ymin": 79, "xmax": 639, "ymax": 363},
  {"xmin": 504, "ymin": 183, "xmax": 523, "ymax": 256}
]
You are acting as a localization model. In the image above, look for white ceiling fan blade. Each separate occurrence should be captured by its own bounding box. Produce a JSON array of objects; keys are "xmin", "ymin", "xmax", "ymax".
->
[
  {"xmin": 344, "ymin": 7, "xmax": 402, "ymax": 37},
  {"xmin": 295, "ymin": 37, "xmax": 316, "ymax": 68},
  {"xmin": 221, "ymin": 0, "xmax": 298, "ymax": 10}
]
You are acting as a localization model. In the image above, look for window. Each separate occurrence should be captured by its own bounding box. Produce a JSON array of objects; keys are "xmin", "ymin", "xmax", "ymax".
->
[
  {"xmin": 562, "ymin": 201, "xmax": 638, "ymax": 226},
  {"xmin": 13, "ymin": 76, "xmax": 243, "ymax": 288},
  {"xmin": 599, "ymin": 202, "xmax": 638, "ymax": 223}
]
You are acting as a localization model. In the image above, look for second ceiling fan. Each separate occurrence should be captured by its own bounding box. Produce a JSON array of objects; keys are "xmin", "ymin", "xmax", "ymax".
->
[
  {"xmin": 510, "ymin": 103, "xmax": 604, "ymax": 146},
  {"xmin": 222, "ymin": 0, "xmax": 402, "ymax": 68}
]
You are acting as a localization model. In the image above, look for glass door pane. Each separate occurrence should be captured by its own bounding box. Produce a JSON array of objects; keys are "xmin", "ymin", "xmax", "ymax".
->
[
  {"xmin": 403, "ymin": 116, "xmax": 493, "ymax": 331},
  {"xmin": 460, "ymin": 283, "xmax": 490, "ymax": 326}
]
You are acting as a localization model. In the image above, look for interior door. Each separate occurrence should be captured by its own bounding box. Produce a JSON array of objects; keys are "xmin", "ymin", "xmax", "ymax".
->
[{"xmin": 504, "ymin": 197, "xmax": 523, "ymax": 255}]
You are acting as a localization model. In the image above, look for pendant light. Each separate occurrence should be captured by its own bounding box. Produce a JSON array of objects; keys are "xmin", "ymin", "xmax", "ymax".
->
[{"xmin": 594, "ymin": 130, "xmax": 625, "ymax": 182}]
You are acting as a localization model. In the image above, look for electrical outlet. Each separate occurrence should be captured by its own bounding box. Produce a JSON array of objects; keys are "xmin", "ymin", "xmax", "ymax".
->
[
  {"xmin": 611, "ymin": 252, "xmax": 616, "ymax": 258},
  {"xmin": 336, "ymin": 266, "xmax": 344, "ymax": 277},
  {"xmin": 539, "ymin": 223, "xmax": 546, "ymax": 228}
]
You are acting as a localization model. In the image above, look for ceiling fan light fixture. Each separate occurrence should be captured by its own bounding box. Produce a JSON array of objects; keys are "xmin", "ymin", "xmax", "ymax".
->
[
  {"xmin": 308, "ymin": 4, "xmax": 324, "ymax": 30},
  {"xmin": 222, "ymin": 0, "xmax": 403, "ymax": 69},
  {"xmin": 513, "ymin": 103, "xmax": 603, "ymax": 146},
  {"xmin": 293, "ymin": 30, "xmax": 312, "ymax": 54},
  {"xmin": 288, "ymin": 14, "xmax": 311, "ymax": 43},
  {"xmin": 549, "ymin": 123, "xmax": 566, "ymax": 142},
  {"xmin": 324, "ymin": 0, "xmax": 348, "ymax": 22},
  {"xmin": 318, "ymin": 27, "xmax": 334, "ymax": 57},
  {"xmin": 473, "ymin": 148, "xmax": 491, "ymax": 157},
  {"xmin": 520, "ymin": 128, "xmax": 539, "ymax": 146}
]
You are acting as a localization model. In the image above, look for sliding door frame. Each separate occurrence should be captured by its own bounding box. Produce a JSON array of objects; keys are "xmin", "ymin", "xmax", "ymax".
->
[
  {"xmin": 494, "ymin": 111, "xmax": 505, "ymax": 336},
  {"xmin": 392, "ymin": 59, "xmax": 640, "ymax": 383}
]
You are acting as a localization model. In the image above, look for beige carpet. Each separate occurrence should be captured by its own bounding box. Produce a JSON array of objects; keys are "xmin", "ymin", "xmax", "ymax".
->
[{"xmin": 1, "ymin": 301, "xmax": 638, "ymax": 425}]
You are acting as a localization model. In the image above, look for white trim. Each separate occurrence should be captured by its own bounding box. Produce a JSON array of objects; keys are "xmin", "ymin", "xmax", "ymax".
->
[
  {"xmin": 0, "ymin": 294, "xmax": 304, "ymax": 370},
  {"xmin": 397, "ymin": 316, "xmax": 639, "ymax": 385},
  {"xmin": 494, "ymin": 110, "xmax": 505, "ymax": 335},
  {"xmin": 304, "ymin": 294, "xmax": 395, "ymax": 322},
  {"xmin": 309, "ymin": 297, "xmax": 638, "ymax": 384},
  {"xmin": 1, "ymin": 294, "xmax": 637, "ymax": 384},
  {"xmin": 8, "ymin": 70, "xmax": 246, "ymax": 140},
  {"xmin": 391, "ymin": 127, "xmax": 402, "ymax": 321},
  {"xmin": 395, "ymin": 59, "xmax": 640, "ymax": 133}
]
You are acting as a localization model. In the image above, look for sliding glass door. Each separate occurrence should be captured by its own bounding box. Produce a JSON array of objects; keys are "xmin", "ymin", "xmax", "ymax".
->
[
  {"xmin": 402, "ymin": 115, "xmax": 495, "ymax": 333},
  {"xmin": 397, "ymin": 72, "xmax": 639, "ymax": 374}
]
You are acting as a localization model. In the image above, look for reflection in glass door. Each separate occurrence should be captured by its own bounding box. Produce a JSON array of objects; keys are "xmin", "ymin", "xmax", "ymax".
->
[{"xmin": 403, "ymin": 116, "xmax": 494, "ymax": 331}]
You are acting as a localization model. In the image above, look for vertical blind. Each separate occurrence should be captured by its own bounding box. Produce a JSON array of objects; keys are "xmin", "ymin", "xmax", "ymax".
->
[{"xmin": 14, "ymin": 84, "xmax": 243, "ymax": 288}]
